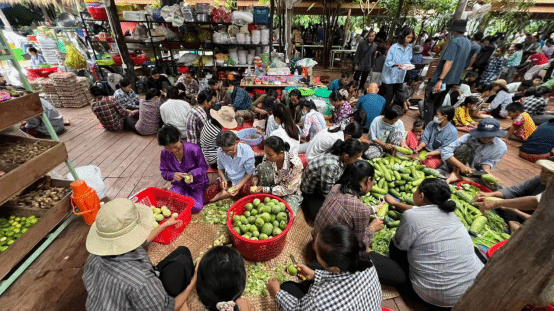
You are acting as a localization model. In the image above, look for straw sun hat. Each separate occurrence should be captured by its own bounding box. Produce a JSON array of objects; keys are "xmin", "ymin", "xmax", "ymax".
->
[
  {"xmin": 86, "ymin": 198, "xmax": 156, "ymax": 256},
  {"xmin": 211, "ymin": 106, "xmax": 238, "ymax": 129}
]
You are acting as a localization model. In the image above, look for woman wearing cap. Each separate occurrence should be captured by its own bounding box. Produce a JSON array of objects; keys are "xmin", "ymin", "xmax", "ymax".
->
[
  {"xmin": 83, "ymin": 198, "xmax": 196, "ymax": 311},
  {"xmin": 251, "ymin": 136, "xmax": 304, "ymax": 214},
  {"xmin": 200, "ymin": 106, "xmax": 237, "ymax": 167},
  {"xmin": 487, "ymin": 79, "xmax": 513, "ymax": 119},
  {"xmin": 158, "ymin": 124, "xmax": 209, "ymax": 212},
  {"xmin": 205, "ymin": 131, "xmax": 256, "ymax": 203},
  {"xmin": 442, "ymin": 118, "xmax": 507, "ymax": 185}
]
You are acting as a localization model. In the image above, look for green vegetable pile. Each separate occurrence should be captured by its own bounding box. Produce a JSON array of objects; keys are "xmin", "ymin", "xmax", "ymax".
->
[
  {"xmin": 0, "ymin": 215, "xmax": 39, "ymax": 252},
  {"xmin": 366, "ymin": 154, "xmax": 440, "ymax": 206},
  {"xmin": 244, "ymin": 263, "xmax": 271, "ymax": 296},
  {"xmin": 231, "ymin": 197, "xmax": 289, "ymax": 241},
  {"xmin": 371, "ymin": 227, "xmax": 397, "ymax": 256},
  {"xmin": 201, "ymin": 199, "xmax": 234, "ymax": 225},
  {"xmin": 460, "ymin": 183, "xmax": 481, "ymax": 197}
]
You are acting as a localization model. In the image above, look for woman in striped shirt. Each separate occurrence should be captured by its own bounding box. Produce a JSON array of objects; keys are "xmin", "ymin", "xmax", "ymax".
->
[{"xmin": 200, "ymin": 107, "xmax": 237, "ymax": 167}]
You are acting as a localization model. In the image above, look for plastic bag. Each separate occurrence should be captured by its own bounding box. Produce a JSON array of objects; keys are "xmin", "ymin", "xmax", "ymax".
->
[
  {"xmin": 64, "ymin": 45, "xmax": 86, "ymax": 69},
  {"xmin": 66, "ymin": 165, "xmax": 107, "ymax": 199}
]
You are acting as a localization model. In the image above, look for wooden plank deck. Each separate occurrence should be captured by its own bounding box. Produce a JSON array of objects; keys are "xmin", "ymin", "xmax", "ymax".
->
[{"xmin": 0, "ymin": 106, "xmax": 543, "ymax": 311}]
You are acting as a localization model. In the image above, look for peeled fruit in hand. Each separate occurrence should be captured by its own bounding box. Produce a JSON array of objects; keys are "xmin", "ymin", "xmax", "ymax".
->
[
  {"xmin": 171, "ymin": 213, "xmax": 178, "ymax": 218},
  {"xmin": 184, "ymin": 175, "xmax": 193, "ymax": 183},
  {"xmin": 155, "ymin": 214, "xmax": 164, "ymax": 222},
  {"xmin": 250, "ymin": 186, "xmax": 258, "ymax": 193},
  {"xmin": 287, "ymin": 264, "xmax": 298, "ymax": 276},
  {"xmin": 162, "ymin": 209, "xmax": 172, "ymax": 218},
  {"xmin": 229, "ymin": 187, "xmax": 237, "ymax": 194}
]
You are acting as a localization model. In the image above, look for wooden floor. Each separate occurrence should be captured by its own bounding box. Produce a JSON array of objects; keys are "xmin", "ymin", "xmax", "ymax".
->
[{"xmin": 0, "ymin": 105, "xmax": 542, "ymax": 311}]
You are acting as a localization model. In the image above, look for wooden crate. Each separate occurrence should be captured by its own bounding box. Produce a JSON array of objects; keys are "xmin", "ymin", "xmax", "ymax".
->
[
  {"xmin": 0, "ymin": 93, "xmax": 42, "ymax": 132},
  {"xmin": 0, "ymin": 135, "xmax": 68, "ymax": 206},
  {"xmin": 0, "ymin": 179, "xmax": 72, "ymax": 280}
]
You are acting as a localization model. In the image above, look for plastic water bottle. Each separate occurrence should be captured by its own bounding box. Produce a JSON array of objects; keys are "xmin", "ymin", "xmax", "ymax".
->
[{"xmin": 294, "ymin": 69, "xmax": 299, "ymax": 77}]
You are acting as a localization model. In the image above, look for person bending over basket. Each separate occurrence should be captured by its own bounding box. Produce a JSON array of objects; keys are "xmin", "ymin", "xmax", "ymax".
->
[
  {"xmin": 267, "ymin": 224, "xmax": 382, "ymax": 311},
  {"xmin": 83, "ymin": 198, "xmax": 195, "ymax": 311},
  {"xmin": 300, "ymin": 138, "xmax": 365, "ymax": 222},
  {"xmin": 158, "ymin": 124, "xmax": 209, "ymax": 212},
  {"xmin": 389, "ymin": 178, "xmax": 484, "ymax": 309},
  {"xmin": 250, "ymin": 136, "xmax": 304, "ymax": 215},
  {"xmin": 204, "ymin": 131, "xmax": 255, "ymax": 203}
]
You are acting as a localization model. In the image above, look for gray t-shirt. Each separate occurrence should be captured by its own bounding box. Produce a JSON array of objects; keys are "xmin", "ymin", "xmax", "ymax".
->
[
  {"xmin": 26, "ymin": 98, "xmax": 64, "ymax": 135},
  {"xmin": 499, "ymin": 175, "xmax": 545, "ymax": 199},
  {"xmin": 432, "ymin": 35, "xmax": 471, "ymax": 85}
]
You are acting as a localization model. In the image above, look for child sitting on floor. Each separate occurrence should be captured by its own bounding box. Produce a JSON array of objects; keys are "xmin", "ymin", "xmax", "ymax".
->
[
  {"xmin": 453, "ymin": 96, "xmax": 479, "ymax": 130},
  {"xmin": 365, "ymin": 105, "xmax": 408, "ymax": 160},
  {"xmin": 505, "ymin": 102, "xmax": 536, "ymax": 142},
  {"xmin": 406, "ymin": 119, "xmax": 425, "ymax": 151},
  {"xmin": 205, "ymin": 131, "xmax": 255, "ymax": 203}
]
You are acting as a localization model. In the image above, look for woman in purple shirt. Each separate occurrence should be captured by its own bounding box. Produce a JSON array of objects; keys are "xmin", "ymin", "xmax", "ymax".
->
[{"xmin": 158, "ymin": 124, "xmax": 209, "ymax": 213}]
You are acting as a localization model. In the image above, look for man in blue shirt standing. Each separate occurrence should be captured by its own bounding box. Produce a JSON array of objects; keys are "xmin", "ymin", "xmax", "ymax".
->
[
  {"xmin": 422, "ymin": 19, "xmax": 471, "ymax": 124},
  {"xmin": 356, "ymin": 83, "xmax": 386, "ymax": 132}
]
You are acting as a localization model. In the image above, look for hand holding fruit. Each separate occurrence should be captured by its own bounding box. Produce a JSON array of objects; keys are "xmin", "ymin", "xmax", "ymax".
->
[
  {"xmin": 173, "ymin": 172, "xmax": 185, "ymax": 182},
  {"xmin": 384, "ymin": 195, "xmax": 396, "ymax": 206},
  {"xmin": 474, "ymin": 191, "xmax": 494, "ymax": 201},
  {"xmin": 474, "ymin": 200, "xmax": 497, "ymax": 215},
  {"xmin": 184, "ymin": 174, "xmax": 193, "ymax": 184},
  {"xmin": 369, "ymin": 218, "xmax": 384, "ymax": 232},
  {"xmin": 460, "ymin": 165, "xmax": 473, "ymax": 175},
  {"xmin": 296, "ymin": 264, "xmax": 315, "ymax": 281},
  {"xmin": 161, "ymin": 218, "xmax": 182, "ymax": 229}
]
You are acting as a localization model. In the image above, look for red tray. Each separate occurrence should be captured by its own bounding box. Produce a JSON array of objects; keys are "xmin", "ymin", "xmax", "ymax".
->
[
  {"xmin": 130, "ymin": 187, "xmax": 194, "ymax": 244},
  {"xmin": 227, "ymin": 194, "xmax": 294, "ymax": 261},
  {"xmin": 485, "ymin": 240, "xmax": 507, "ymax": 259}
]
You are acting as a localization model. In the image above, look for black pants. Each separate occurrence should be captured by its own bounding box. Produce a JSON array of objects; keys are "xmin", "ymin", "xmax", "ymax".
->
[
  {"xmin": 369, "ymin": 251, "xmax": 407, "ymax": 286},
  {"xmin": 353, "ymin": 70, "xmax": 370, "ymax": 89},
  {"xmin": 379, "ymin": 82, "xmax": 404, "ymax": 107},
  {"xmin": 422, "ymin": 82, "xmax": 452, "ymax": 124},
  {"xmin": 490, "ymin": 105, "xmax": 505, "ymax": 119},
  {"xmin": 156, "ymin": 246, "xmax": 195, "ymax": 297},
  {"xmin": 124, "ymin": 117, "xmax": 140, "ymax": 134},
  {"xmin": 301, "ymin": 191, "xmax": 326, "ymax": 223}
]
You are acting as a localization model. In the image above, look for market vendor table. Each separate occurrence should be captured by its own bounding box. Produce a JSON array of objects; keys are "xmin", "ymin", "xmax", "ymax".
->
[
  {"xmin": 300, "ymin": 44, "xmax": 341, "ymax": 58},
  {"xmin": 331, "ymin": 49, "xmax": 356, "ymax": 68}
]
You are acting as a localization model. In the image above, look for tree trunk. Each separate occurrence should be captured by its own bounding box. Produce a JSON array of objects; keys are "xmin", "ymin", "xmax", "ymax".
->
[
  {"xmin": 453, "ymin": 175, "xmax": 554, "ymax": 310},
  {"xmin": 452, "ymin": 0, "xmax": 469, "ymax": 21},
  {"xmin": 477, "ymin": 14, "xmax": 491, "ymax": 33},
  {"xmin": 386, "ymin": 0, "xmax": 405, "ymax": 45},
  {"xmin": 103, "ymin": 0, "xmax": 136, "ymax": 86}
]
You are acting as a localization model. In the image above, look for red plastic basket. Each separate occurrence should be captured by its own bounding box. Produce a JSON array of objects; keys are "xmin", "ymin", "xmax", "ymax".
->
[
  {"xmin": 131, "ymin": 55, "xmax": 148, "ymax": 65},
  {"xmin": 457, "ymin": 181, "xmax": 492, "ymax": 193},
  {"xmin": 227, "ymin": 194, "xmax": 294, "ymax": 261},
  {"xmin": 27, "ymin": 67, "xmax": 58, "ymax": 80},
  {"xmin": 130, "ymin": 187, "xmax": 194, "ymax": 244},
  {"xmin": 485, "ymin": 240, "xmax": 507, "ymax": 259},
  {"xmin": 87, "ymin": 7, "xmax": 108, "ymax": 20}
]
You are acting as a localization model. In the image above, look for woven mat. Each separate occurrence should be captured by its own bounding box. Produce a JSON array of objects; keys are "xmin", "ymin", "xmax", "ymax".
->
[{"xmin": 148, "ymin": 209, "xmax": 399, "ymax": 310}]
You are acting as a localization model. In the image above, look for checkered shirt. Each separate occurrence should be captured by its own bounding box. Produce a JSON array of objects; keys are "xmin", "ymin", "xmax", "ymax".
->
[
  {"xmin": 275, "ymin": 267, "xmax": 382, "ymax": 311},
  {"xmin": 91, "ymin": 96, "xmax": 129, "ymax": 131},
  {"xmin": 480, "ymin": 57, "xmax": 506, "ymax": 85},
  {"xmin": 184, "ymin": 106, "xmax": 208, "ymax": 145},
  {"xmin": 113, "ymin": 88, "xmax": 139, "ymax": 110},
  {"xmin": 300, "ymin": 154, "xmax": 345, "ymax": 195},
  {"xmin": 312, "ymin": 185, "xmax": 376, "ymax": 247},
  {"xmin": 522, "ymin": 96, "xmax": 547, "ymax": 116}
]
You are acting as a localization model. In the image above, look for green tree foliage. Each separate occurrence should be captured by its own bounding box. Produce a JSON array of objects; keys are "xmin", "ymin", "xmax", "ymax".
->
[{"xmin": 485, "ymin": 0, "xmax": 534, "ymax": 36}]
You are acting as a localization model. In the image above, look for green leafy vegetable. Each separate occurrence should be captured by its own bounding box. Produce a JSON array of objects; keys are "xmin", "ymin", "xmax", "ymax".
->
[{"xmin": 371, "ymin": 227, "xmax": 397, "ymax": 256}]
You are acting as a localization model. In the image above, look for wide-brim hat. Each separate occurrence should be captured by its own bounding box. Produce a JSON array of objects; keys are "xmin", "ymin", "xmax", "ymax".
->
[
  {"xmin": 86, "ymin": 198, "xmax": 156, "ymax": 256},
  {"xmin": 449, "ymin": 19, "xmax": 467, "ymax": 33},
  {"xmin": 413, "ymin": 45, "xmax": 423, "ymax": 54},
  {"xmin": 211, "ymin": 106, "xmax": 238, "ymax": 129},
  {"xmin": 537, "ymin": 159, "xmax": 554, "ymax": 173},
  {"xmin": 492, "ymin": 79, "xmax": 508, "ymax": 88},
  {"xmin": 469, "ymin": 118, "xmax": 506, "ymax": 139}
]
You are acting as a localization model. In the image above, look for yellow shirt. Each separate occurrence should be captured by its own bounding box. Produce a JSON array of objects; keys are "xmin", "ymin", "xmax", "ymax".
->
[{"xmin": 454, "ymin": 107, "xmax": 473, "ymax": 126}]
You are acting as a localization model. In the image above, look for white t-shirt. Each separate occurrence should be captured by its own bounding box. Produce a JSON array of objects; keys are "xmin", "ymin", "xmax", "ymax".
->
[
  {"xmin": 370, "ymin": 116, "xmax": 405, "ymax": 142},
  {"xmin": 306, "ymin": 130, "xmax": 345, "ymax": 162},
  {"xmin": 269, "ymin": 126, "xmax": 300, "ymax": 156},
  {"xmin": 160, "ymin": 99, "xmax": 191, "ymax": 138},
  {"xmin": 506, "ymin": 82, "xmax": 521, "ymax": 94}
]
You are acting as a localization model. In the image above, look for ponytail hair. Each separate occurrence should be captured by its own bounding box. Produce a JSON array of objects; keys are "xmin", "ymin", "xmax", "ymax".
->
[
  {"xmin": 298, "ymin": 98, "xmax": 317, "ymax": 111},
  {"xmin": 342, "ymin": 122, "xmax": 363, "ymax": 138},
  {"xmin": 351, "ymin": 109, "xmax": 367, "ymax": 126},
  {"xmin": 272, "ymin": 103, "xmax": 300, "ymax": 139},
  {"xmin": 264, "ymin": 136, "xmax": 290, "ymax": 153},
  {"xmin": 338, "ymin": 161, "xmax": 375, "ymax": 197},
  {"xmin": 330, "ymin": 138, "xmax": 363, "ymax": 157},
  {"xmin": 417, "ymin": 178, "xmax": 457, "ymax": 213},
  {"xmin": 316, "ymin": 224, "xmax": 373, "ymax": 273}
]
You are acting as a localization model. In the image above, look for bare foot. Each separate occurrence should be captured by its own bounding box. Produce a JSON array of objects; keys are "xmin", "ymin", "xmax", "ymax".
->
[
  {"xmin": 161, "ymin": 182, "xmax": 172, "ymax": 190},
  {"xmin": 446, "ymin": 170, "xmax": 462, "ymax": 184}
]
